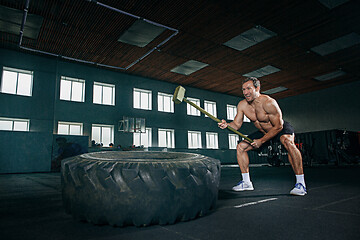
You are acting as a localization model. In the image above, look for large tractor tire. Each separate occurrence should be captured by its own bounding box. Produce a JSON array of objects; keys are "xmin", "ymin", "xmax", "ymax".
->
[{"xmin": 61, "ymin": 151, "xmax": 221, "ymax": 227}]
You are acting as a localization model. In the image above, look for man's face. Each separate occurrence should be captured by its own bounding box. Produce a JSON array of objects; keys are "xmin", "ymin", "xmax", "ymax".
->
[{"xmin": 242, "ymin": 81, "xmax": 259, "ymax": 102}]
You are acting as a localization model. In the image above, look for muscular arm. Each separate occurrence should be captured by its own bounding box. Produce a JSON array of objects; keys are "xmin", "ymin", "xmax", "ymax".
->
[{"xmin": 258, "ymin": 99, "xmax": 283, "ymax": 144}]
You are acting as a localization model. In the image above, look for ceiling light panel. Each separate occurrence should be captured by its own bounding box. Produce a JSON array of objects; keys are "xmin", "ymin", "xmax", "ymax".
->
[
  {"xmin": 224, "ymin": 25, "xmax": 277, "ymax": 51},
  {"xmin": 118, "ymin": 19, "xmax": 166, "ymax": 47},
  {"xmin": 171, "ymin": 60, "xmax": 209, "ymax": 75},
  {"xmin": 262, "ymin": 86, "xmax": 288, "ymax": 95},
  {"xmin": 0, "ymin": 5, "xmax": 43, "ymax": 39},
  {"xmin": 314, "ymin": 70, "xmax": 346, "ymax": 81},
  {"xmin": 311, "ymin": 32, "xmax": 360, "ymax": 56},
  {"xmin": 318, "ymin": 0, "xmax": 350, "ymax": 9},
  {"xmin": 243, "ymin": 65, "xmax": 281, "ymax": 78}
]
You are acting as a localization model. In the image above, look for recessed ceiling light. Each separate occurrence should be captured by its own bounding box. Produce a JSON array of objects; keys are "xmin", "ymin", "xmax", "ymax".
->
[
  {"xmin": 318, "ymin": 0, "xmax": 350, "ymax": 9},
  {"xmin": 243, "ymin": 65, "xmax": 281, "ymax": 78},
  {"xmin": 0, "ymin": 5, "xmax": 43, "ymax": 39},
  {"xmin": 118, "ymin": 19, "xmax": 166, "ymax": 47},
  {"xmin": 262, "ymin": 86, "xmax": 288, "ymax": 95},
  {"xmin": 311, "ymin": 32, "xmax": 360, "ymax": 56},
  {"xmin": 314, "ymin": 70, "xmax": 346, "ymax": 81},
  {"xmin": 223, "ymin": 25, "xmax": 277, "ymax": 51},
  {"xmin": 171, "ymin": 60, "xmax": 209, "ymax": 75}
]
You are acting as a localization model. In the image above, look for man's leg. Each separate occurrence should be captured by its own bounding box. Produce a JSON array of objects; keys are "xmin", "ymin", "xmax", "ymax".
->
[
  {"xmin": 280, "ymin": 134, "xmax": 307, "ymax": 195},
  {"xmin": 232, "ymin": 141, "xmax": 254, "ymax": 191}
]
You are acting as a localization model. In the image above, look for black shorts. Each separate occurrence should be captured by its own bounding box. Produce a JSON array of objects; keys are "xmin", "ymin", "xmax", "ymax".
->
[{"xmin": 246, "ymin": 121, "xmax": 295, "ymax": 143}]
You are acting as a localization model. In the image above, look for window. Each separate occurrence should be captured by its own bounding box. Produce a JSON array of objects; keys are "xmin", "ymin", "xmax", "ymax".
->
[
  {"xmin": 187, "ymin": 97, "xmax": 201, "ymax": 116},
  {"xmin": 243, "ymin": 115, "xmax": 251, "ymax": 122},
  {"xmin": 227, "ymin": 104, "xmax": 237, "ymax": 120},
  {"xmin": 229, "ymin": 134, "xmax": 240, "ymax": 149},
  {"xmin": 91, "ymin": 124, "xmax": 114, "ymax": 147},
  {"xmin": 188, "ymin": 131, "xmax": 202, "ymax": 149},
  {"xmin": 158, "ymin": 92, "xmax": 174, "ymax": 113},
  {"xmin": 206, "ymin": 132, "xmax": 218, "ymax": 149},
  {"xmin": 0, "ymin": 117, "xmax": 29, "ymax": 131},
  {"xmin": 133, "ymin": 128, "xmax": 152, "ymax": 147},
  {"xmin": 58, "ymin": 122, "xmax": 83, "ymax": 135},
  {"xmin": 93, "ymin": 82, "xmax": 115, "ymax": 106},
  {"xmin": 158, "ymin": 128, "xmax": 175, "ymax": 148},
  {"xmin": 204, "ymin": 100, "xmax": 217, "ymax": 118},
  {"xmin": 60, "ymin": 76, "xmax": 85, "ymax": 102},
  {"xmin": 1, "ymin": 67, "xmax": 33, "ymax": 96},
  {"xmin": 133, "ymin": 88, "xmax": 152, "ymax": 110}
]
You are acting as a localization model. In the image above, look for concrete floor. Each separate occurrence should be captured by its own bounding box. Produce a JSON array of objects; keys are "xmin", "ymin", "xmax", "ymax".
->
[{"xmin": 1, "ymin": 164, "xmax": 359, "ymax": 240}]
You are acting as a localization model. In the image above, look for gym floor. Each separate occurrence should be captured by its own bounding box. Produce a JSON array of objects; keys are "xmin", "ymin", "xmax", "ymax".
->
[{"xmin": 1, "ymin": 164, "xmax": 359, "ymax": 240}]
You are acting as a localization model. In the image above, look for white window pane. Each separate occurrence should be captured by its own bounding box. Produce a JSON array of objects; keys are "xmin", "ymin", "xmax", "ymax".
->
[
  {"xmin": 17, "ymin": 73, "xmax": 32, "ymax": 96},
  {"xmin": 102, "ymin": 86, "xmax": 113, "ymax": 105},
  {"xmin": 71, "ymin": 81, "xmax": 83, "ymax": 102},
  {"xmin": 70, "ymin": 125, "xmax": 81, "ymax": 135},
  {"xmin": 158, "ymin": 95, "xmax": 163, "ymax": 111},
  {"xmin": 1, "ymin": 71, "xmax": 17, "ymax": 94},
  {"xmin": 0, "ymin": 120, "xmax": 13, "ymax": 130},
  {"xmin": 13, "ymin": 121, "xmax": 28, "ymax": 131},
  {"xmin": 164, "ymin": 97, "xmax": 171, "ymax": 112},
  {"xmin": 92, "ymin": 126, "xmax": 101, "ymax": 144},
  {"xmin": 60, "ymin": 80, "xmax": 71, "ymax": 100},
  {"xmin": 134, "ymin": 90, "xmax": 140, "ymax": 108},
  {"xmin": 93, "ymin": 85, "xmax": 102, "ymax": 104},
  {"xmin": 133, "ymin": 132, "xmax": 140, "ymax": 146},
  {"xmin": 141, "ymin": 92, "xmax": 149, "ymax": 109},
  {"xmin": 58, "ymin": 124, "xmax": 69, "ymax": 135},
  {"xmin": 102, "ymin": 127, "xmax": 112, "ymax": 146},
  {"xmin": 159, "ymin": 131, "xmax": 166, "ymax": 147}
]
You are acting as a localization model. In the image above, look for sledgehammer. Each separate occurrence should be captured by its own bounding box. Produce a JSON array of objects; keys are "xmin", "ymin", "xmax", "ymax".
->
[{"xmin": 172, "ymin": 85, "xmax": 253, "ymax": 143}]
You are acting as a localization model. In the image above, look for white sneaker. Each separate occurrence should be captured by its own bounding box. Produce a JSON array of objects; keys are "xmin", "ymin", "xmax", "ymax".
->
[
  {"xmin": 290, "ymin": 183, "xmax": 307, "ymax": 196},
  {"xmin": 232, "ymin": 181, "xmax": 254, "ymax": 191}
]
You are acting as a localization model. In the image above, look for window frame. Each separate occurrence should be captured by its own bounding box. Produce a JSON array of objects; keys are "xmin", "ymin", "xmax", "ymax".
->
[
  {"xmin": 187, "ymin": 97, "xmax": 201, "ymax": 116},
  {"xmin": 91, "ymin": 124, "xmax": 114, "ymax": 147},
  {"xmin": 133, "ymin": 127, "xmax": 152, "ymax": 147},
  {"xmin": 158, "ymin": 128, "xmax": 175, "ymax": 148},
  {"xmin": 226, "ymin": 104, "xmax": 237, "ymax": 120},
  {"xmin": 206, "ymin": 132, "xmax": 218, "ymax": 149},
  {"xmin": 228, "ymin": 133, "xmax": 240, "ymax": 149},
  {"xmin": 1, "ymin": 66, "xmax": 33, "ymax": 96},
  {"xmin": 133, "ymin": 88, "xmax": 152, "ymax": 110},
  {"xmin": 57, "ymin": 121, "xmax": 83, "ymax": 136},
  {"xmin": 60, "ymin": 76, "xmax": 85, "ymax": 102},
  {"xmin": 188, "ymin": 130, "xmax": 202, "ymax": 149},
  {"xmin": 0, "ymin": 117, "xmax": 30, "ymax": 131},
  {"xmin": 93, "ymin": 82, "xmax": 115, "ymax": 106},
  {"xmin": 204, "ymin": 100, "xmax": 217, "ymax": 118},
  {"xmin": 157, "ymin": 92, "xmax": 174, "ymax": 113}
]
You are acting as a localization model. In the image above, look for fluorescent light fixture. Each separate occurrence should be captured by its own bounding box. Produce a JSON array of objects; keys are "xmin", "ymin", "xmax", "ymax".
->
[
  {"xmin": 243, "ymin": 65, "xmax": 281, "ymax": 78},
  {"xmin": 314, "ymin": 70, "xmax": 346, "ymax": 81},
  {"xmin": 118, "ymin": 19, "xmax": 166, "ymax": 47},
  {"xmin": 262, "ymin": 86, "xmax": 288, "ymax": 95},
  {"xmin": 318, "ymin": 0, "xmax": 350, "ymax": 9},
  {"xmin": 311, "ymin": 32, "xmax": 360, "ymax": 56},
  {"xmin": 224, "ymin": 25, "xmax": 277, "ymax": 51},
  {"xmin": 0, "ymin": 5, "xmax": 43, "ymax": 39},
  {"xmin": 171, "ymin": 60, "xmax": 209, "ymax": 75}
]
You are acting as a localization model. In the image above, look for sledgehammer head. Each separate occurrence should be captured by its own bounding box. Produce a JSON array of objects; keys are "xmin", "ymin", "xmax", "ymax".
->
[{"xmin": 173, "ymin": 85, "xmax": 186, "ymax": 104}]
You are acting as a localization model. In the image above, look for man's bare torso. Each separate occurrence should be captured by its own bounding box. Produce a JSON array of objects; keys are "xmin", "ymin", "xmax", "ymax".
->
[{"xmin": 239, "ymin": 95, "xmax": 283, "ymax": 134}]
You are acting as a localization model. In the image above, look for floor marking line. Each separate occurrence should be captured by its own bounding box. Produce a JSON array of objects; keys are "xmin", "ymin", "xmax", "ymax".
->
[
  {"xmin": 234, "ymin": 197, "xmax": 278, "ymax": 208},
  {"xmin": 310, "ymin": 184, "xmax": 341, "ymax": 190},
  {"xmin": 313, "ymin": 195, "xmax": 360, "ymax": 210}
]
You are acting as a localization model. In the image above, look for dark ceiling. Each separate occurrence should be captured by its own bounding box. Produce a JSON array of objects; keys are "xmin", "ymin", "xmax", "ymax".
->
[{"xmin": 1, "ymin": 0, "xmax": 359, "ymax": 99}]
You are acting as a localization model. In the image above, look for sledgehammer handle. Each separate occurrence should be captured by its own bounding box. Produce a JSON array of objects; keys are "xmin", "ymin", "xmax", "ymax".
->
[{"xmin": 183, "ymin": 97, "xmax": 253, "ymax": 143}]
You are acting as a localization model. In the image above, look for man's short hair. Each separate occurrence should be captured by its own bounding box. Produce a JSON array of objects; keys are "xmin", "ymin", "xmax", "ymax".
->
[{"xmin": 242, "ymin": 77, "xmax": 260, "ymax": 88}]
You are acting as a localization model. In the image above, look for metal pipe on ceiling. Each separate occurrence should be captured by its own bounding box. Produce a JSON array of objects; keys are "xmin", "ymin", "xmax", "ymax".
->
[{"xmin": 18, "ymin": 0, "xmax": 179, "ymax": 71}]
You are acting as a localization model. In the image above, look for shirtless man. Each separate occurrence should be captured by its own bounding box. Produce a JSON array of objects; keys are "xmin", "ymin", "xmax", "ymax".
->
[{"xmin": 218, "ymin": 77, "xmax": 307, "ymax": 196}]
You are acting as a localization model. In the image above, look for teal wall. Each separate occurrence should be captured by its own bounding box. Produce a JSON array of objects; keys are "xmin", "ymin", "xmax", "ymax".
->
[
  {"xmin": 278, "ymin": 80, "xmax": 360, "ymax": 133},
  {"xmin": 0, "ymin": 48, "xmax": 257, "ymax": 172}
]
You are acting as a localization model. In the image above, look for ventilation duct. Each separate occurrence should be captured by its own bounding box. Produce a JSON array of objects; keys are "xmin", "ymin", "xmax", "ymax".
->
[
  {"xmin": 243, "ymin": 65, "xmax": 281, "ymax": 78},
  {"xmin": 262, "ymin": 86, "xmax": 288, "ymax": 95},
  {"xmin": 311, "ymin": 32, "xmax": 360, "ymax": 56},
  {"xmin": 314, "ymin": 70, "xmax": 346, "ymax": 81}
]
